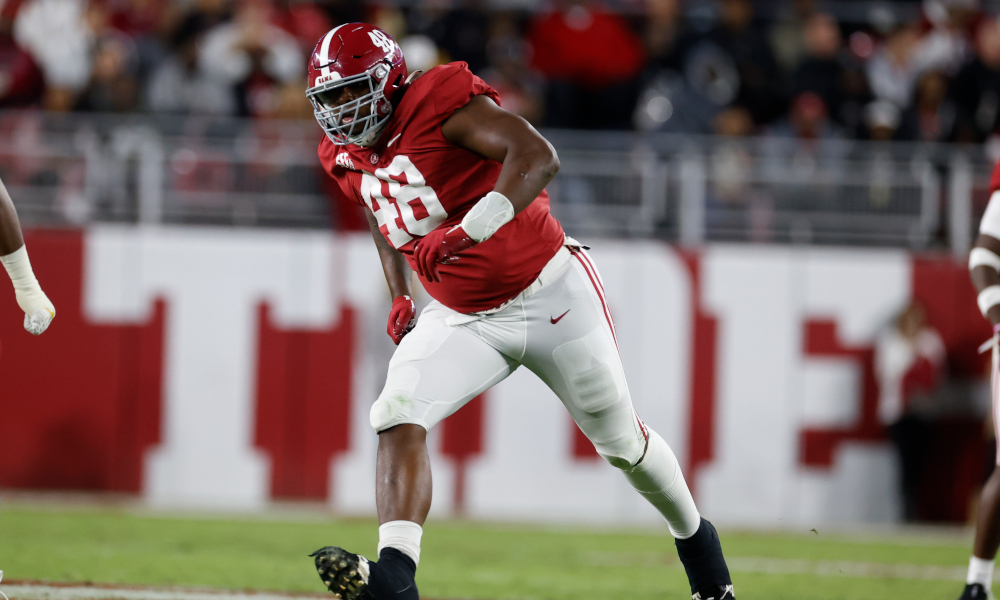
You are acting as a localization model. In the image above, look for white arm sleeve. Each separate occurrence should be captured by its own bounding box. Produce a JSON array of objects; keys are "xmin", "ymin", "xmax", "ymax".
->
[{"xmin": 981, "ymin": 190, "xmax": 1000, "ymax": 240}]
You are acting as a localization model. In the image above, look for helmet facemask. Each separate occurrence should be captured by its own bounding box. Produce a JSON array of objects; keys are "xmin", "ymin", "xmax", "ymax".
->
[{"xmin": 308, "ymin": 61, "xmax": 393, "ymax": 147}]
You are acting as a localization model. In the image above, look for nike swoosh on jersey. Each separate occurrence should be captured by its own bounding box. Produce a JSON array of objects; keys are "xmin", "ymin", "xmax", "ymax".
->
[
  {"xmin": 388, "ymin": 133, "xmax": 402, "ymax": 147},
  {"xmin": 550, "ymin": 310, "xmax": 570, "ymax": 324}
]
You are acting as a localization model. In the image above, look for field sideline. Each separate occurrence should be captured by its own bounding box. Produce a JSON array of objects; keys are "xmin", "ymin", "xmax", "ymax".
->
[{"xmin": 0, "ymin": 496, "xmax": 988, "ymax": 600}]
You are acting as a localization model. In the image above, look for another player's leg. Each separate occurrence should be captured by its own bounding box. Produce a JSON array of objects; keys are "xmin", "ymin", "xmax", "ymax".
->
[
  {"xmin": 958, "ymin": 355, "xmax": 1000, "ymax": 600},
  {"xmin": 520, "ymin": 247, "xmax": 732, "ymax": 599},
  {"xmin": 958, "ymin": 468, "xmax": 1000, "ymax": 599},
  {"xmin": 314, "ymin": 303, "xmax": 516, "ymax": 600}
]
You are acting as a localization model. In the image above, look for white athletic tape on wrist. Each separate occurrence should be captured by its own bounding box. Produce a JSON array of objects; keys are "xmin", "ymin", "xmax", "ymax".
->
[
  {"xmin": 970, "ymin": 247, "xmax": 1000, "ymax": 272},
  {"xmin": 981, "ymin": 190, "xmax": 1000, "ymax": 240},
  {"xmin": 979, "ymin": 285, "xmax": 1000, "ymax": 317},
  {"xmin": 1, "ymin": 244, "xmax": 55, "ymax": 334},
  {"xmin": 377, "ymin": 520, "xmax": 423, "ymax": 566},
  {"xmin": 461, "ymin": 191, "xmax": 514, "ymax": 243}
]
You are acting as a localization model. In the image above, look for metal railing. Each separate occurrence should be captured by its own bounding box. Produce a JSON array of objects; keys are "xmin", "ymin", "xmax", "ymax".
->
[
  {"xmin": 544, "ymin": 130, "xmax": 996, "ymax": 256},
  {"xmin": 1, "ymin": 110, "xmax": 996, "ymax": 255},
  {"xmin": 0, "ymin": 112, "xmax": 329, "ymax": 229}
]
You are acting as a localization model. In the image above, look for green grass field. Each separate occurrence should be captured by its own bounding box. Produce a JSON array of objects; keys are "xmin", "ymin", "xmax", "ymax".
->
[{"xmin": 0, "ymin": 500, "xmax": 988, "ymax": 600}]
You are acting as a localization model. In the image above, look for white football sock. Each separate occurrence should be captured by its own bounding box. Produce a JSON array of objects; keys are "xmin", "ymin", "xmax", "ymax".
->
[
  {"xmin": 968, "ymin": 556, "xmax": 995, "ymax": 587},
  {"xmin": 623, "ymin": 429, "xmax": 702, "ymax": 539},
  {"xmin": 377, "ymin": 520, "xmax": 423, "ymax": 566}
]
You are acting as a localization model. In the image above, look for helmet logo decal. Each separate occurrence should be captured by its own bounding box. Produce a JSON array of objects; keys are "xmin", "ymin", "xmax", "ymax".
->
[
  {"xmin": 315, "ymin": 71, "xmax": 342, "ymax": 86},
  {"xmin": 368, "ymin": 30, "xmax": 394, "ymax": 54}
]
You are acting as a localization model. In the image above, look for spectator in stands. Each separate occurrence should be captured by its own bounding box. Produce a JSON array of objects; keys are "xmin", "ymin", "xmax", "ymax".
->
[
  {"xmin": 75, "ymin": 1, "xmax": 140, "ymax": 112},
  {"xmin": 0, "ymin": 0, "xmax": 43, "ymax": 107},
  {"xmin": 272, "ymin": 0, "xmax": 332, "ymax": 55},
  {"xmin": 769, "ymin": 0, "xmax": 818, "ymax": 72},
  {"xmin": 770, "ymin": 91, "xmax": 845, "ymax": 141},
  {"xmin": 875, "ymin": 300, "xmax": 947, "ymax": 521},
  {"xmin": 145, "ymin": 11, "xmax": 234, "ymax": 115},
  {"xmin": 709, "ymin": 105, "xmax": 773, "ymax": 241},
  {"xmin": 915, "ymin": 0, "xmax": 976, "ymax": 76},
  {"xmin": 899, "ymin": 70, "xmax": 957, "ymax": 141},
  {"xmin": 197, "ymin": 0, "xmax": 302, "ymax": 118},
  {"xmin": 105, "ymin": 0, "xmax": 171, "ymax": 95},
  {"xmin": 866, "ymin": 21, "xmax": 922, "ymax": 109},
  {"xmin": 433, "ymin": 0, "xmax": 491, "ymax": 74},
  {"xmin": 792, "ymin": 12, "xmax": 871, "ymax": 134},
  {"xmin": 527, "ymin": 0, "xmax": 645, "ymax": 130},
  {"xmin": 700, "ymin": 0, "xmax": 786, "ymax": 126},
  {"xmin": 633, "ymin": 0, "xmax": 713, "ymax": 133},
  {"xmin": 13, "ymin": 0, "xmax": 92, "ymax": 111},
  {"xmin": 863, "ymin": 98, "xmax": 903, "ymax": 141},
  {"xmin": 642, "ymin": 0, "xmax": 691, "ymax": 74},
  {"xmin": 480, "ymin": 11, "xmax": 543, "ymax": 125},
  {"xmin": 402, "ymin": 0, "xmax": 490, "ymax": 73},
  {"xmin": 949, "ymin": 15, "xmax": 1000, "ymax": 142}
]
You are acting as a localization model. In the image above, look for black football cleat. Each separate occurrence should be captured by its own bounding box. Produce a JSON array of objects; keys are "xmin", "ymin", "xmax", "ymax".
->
[
  {"xmin": 958, "ymin": 583, "xmax": 996, "ymax": 599},
  {"xmin": 310, "ymin": 546, "xmax": 374, "ymax": 600},
  {"xmin": 676, "ymin": 518, "xmax": 734, "ymax": 599},
  {"xmin": 694, "ymin": 584, "xmax": 735, "ymax": 600}
]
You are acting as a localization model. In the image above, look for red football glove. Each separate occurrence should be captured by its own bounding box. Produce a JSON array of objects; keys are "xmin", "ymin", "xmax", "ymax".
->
[
  {"xmin": 413, "ymin": 224, "xmax": 477, "ymax": 283},
  {"xmin": 388, "ymin": 295, "xmax": 416, "ymax": 344}
]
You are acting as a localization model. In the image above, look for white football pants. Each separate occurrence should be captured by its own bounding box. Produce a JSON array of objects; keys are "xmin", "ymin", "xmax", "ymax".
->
[{"xmin": 370, "ymin": 242, "xmax": 702, "ymax": 537}]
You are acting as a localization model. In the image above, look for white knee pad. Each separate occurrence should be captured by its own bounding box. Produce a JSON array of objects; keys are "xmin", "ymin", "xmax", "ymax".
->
[
  {"xmin": 623, "ymin": 428, "xmax": 701, "ymax": 539},
  {"xmin": 371, "ymin": 366, "xmax": 423, "ymax": 432}
]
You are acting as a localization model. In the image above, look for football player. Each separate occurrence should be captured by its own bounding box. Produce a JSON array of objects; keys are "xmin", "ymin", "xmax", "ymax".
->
[
  {"xmin": 963, "ymin": 156, "xmax": 1000, "ymax": 600},
  {"xmin": 0, "ymin": 176, "xmax": 55, "ymax": 335},
  {"xmin": 307, "ymin": 24, "xmax": 733, "ymax": 600}
]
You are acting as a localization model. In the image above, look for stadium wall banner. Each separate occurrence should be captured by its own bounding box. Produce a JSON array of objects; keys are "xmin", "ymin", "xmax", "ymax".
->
[{"xmin": 0, "ymin": 226, "xmax": 989, "ymax": 525}]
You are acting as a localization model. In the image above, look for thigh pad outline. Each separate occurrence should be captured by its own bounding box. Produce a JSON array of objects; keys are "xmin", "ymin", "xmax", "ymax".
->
[{"xmin": 552, "ymin": 326, "xmax": 626, "ymax": 414}]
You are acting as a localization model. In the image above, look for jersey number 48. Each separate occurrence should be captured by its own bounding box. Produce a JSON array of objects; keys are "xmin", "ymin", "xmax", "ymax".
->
[{"xmin": 360, "ymin": 155, "xmax": 448, "ymax": 248}]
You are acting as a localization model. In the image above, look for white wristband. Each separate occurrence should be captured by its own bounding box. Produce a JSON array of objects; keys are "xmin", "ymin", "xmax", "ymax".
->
[
  {"xmin": 970, "ymin": 247, "xmax": 1000, "ymax": 271},
  {"xmin": 461, "ymin": 191, "xmax": 515, "ymax": 243},
  {"xmin": 979, "ymin": 285, "xmax": 1000, "ymax": 317},
  {"xmin": 1, "ymin": 244, "xmax": 55, "ymax": 334}
]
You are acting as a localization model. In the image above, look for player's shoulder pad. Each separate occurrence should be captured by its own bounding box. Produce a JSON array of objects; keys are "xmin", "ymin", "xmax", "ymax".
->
[{"xmin": 397, "ymin": 62, "xmax": 502, "ymax": 134}]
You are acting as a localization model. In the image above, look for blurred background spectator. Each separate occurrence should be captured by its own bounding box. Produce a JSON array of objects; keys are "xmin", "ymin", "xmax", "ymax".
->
[
  {"xmin": 875, "ymin": 300, "xmax": 947, "ymax": 521},
  {"xmin": 527, "ymin": 0, "xmax": 645, "ymax": 129},
  {"xmin": 950, "ymin": 14, "xmax": 1000, "ymax": 142}
]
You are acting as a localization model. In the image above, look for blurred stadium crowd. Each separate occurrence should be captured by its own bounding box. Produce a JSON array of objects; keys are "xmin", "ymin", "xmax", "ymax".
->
[{"xmin": 0, "ymin": 0, "xmax": 998, "ymax": 141}]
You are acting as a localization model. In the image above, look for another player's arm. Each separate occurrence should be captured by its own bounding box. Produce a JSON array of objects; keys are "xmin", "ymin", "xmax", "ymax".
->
[
  {"xmin": 0, "ymin": 177, "xmax": 55, "ymax": 335},
  {"xmin": 972, "ymin": 185, "xmax": 1000, "ymax": 327},
  {"xmin": 414, "ymin": 95, "xmax": 561, "ymax": 282},
  {"xmin": 971, "ymin": 233, "xmax": 1000, "ymax": 326},
  {"xmin": 367, "ymin": 209, "xmax": 416, "ymax": 344}
]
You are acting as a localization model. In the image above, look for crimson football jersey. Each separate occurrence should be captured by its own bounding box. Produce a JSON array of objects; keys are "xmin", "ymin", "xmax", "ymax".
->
[
  {"xmin": 992, "ymin": 155, "xmax": 1000, "ymax": 193},
  {"xmin": 318, "ymin": 62, "xmax": 565, "ymax": 313}
]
